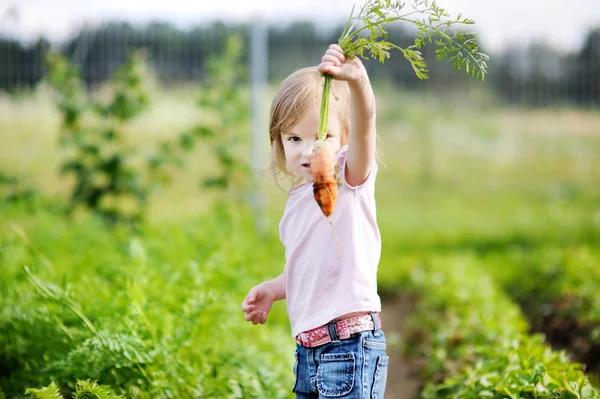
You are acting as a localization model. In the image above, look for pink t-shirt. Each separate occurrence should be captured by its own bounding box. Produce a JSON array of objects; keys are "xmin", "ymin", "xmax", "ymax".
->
[{"xmin": 280, "ymin": 145, "xmax": 382, "ymax": 338}]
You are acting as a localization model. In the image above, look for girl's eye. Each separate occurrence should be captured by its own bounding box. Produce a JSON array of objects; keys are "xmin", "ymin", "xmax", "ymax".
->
[{"xmin": 288, "ymin": 136, "xmax": 300, "ymax": 142}]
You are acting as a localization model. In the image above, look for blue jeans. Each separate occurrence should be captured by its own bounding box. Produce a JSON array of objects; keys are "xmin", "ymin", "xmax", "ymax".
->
[{"xmin": 292, "ymin": 314, "xmax": 389, "ymax": 398}]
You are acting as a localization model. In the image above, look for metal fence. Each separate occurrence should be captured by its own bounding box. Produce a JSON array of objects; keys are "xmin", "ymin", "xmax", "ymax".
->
[{"xmin": 1, "ymin": 14, "xmax": 599, "ymax": 106}]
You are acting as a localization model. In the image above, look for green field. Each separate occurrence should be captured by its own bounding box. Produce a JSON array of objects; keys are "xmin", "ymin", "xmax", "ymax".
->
[{"xmin": 1, "ymin": 81, "xmax": 600, "ymax": 398}]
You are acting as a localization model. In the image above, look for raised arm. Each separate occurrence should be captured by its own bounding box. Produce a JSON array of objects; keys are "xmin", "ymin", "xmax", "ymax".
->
[{"xmin": 318, "ymin": 44, "xmax": 377, "ymax": 187}]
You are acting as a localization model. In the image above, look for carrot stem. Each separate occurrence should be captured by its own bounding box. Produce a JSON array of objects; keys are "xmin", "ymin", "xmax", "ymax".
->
[{"xmin": 318, "ymin": 73, "xmax": 332, "ymax": 141}]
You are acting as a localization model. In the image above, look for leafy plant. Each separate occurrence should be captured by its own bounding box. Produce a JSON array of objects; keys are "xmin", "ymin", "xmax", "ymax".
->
[
  {"xmin": 46, "ymin": 42, "xmax": 251, "ymax": 227},
  {"xmin": 45, "ymin": 50, "xmax": 152, "ymax": 226},
  {"xmin": 0, "ymin": 203, "xmax": 294, "ymax": 398},
  {"xmin": 481, "ymin": 245, "xmax": 600, "ymax": 382},
  {"xmin": 25, "ymin": 380, "xmax": 123, "ymax": 399},
  {"xmin": 386, "ymin": 252, "xmax": 600, "ymax": 398},
  {"xmin": 318, "ymin": 0, "xmax": 489, "ymax": 141},
  {"xmin": 0, "ymin": 170, "xmax": 39, "ymax": 204},
  {"xmin": 71, "ymin": 380, "xmax": 124, "ymax": 399},
  {"xmin": 172, "ymin": 34, "xmax": 252, "ymax": 203},
  {"xmin": 339, "ymin": 0, "xmax": 488, "ymax": 80},
  {"xmin": 24, "ymin": 381, "xmax": 63, "ymax": 399}
]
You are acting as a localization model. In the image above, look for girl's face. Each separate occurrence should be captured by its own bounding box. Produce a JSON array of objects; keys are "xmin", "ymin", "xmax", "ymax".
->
[{"xmin": 281, "ymin": 102, "xmax": 342, "ymax": 182}]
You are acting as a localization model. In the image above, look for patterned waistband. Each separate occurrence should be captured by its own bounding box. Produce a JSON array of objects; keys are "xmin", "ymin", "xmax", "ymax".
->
[{"xmin": 295, "ymin": 312, "xmax": 382, "ymax": 348}]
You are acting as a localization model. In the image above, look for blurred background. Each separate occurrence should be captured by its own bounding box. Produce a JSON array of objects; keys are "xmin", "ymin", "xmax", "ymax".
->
[
  {"xmin": 2, "ymin": 0, "xmax": 600, "ymax": 97},
  {"xmin": 1, "ymin": 1, "xmax": 600, "ymax": 398},
  {"xmin": 1, "ymin": 0, "xmax": 599, "ymax": 217}
]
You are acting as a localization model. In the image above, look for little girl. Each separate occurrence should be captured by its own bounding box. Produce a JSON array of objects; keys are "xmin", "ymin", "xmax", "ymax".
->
[{"xmin": 242, "ymin": 43, "xmax": 388, "ymax": 399}]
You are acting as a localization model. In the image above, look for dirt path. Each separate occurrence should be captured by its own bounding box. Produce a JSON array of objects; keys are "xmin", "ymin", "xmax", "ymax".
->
[{"xmin": 381, "ymin": 294, "xmax": 421, "ymax": 399}]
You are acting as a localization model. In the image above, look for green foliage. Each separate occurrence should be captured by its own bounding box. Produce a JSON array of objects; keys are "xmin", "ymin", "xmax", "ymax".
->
[
  {"xmin": 384, "ymin": 253, "xmax": 599, "ymax": 398},
  {"xmin": 0, "ymin": 204, "xmax": 293, "ymax": 398},
  {"xmin": 71, "ymin": 380, "xmax": 124, "ymax": 399},
  {"xmin": 25, "ymin": 382, "xmax": 62, "ymax": 399},
  {"xmin": 0, "ymin": 170, "xmax": 39, "ymax": 204},
  {"xmin": 480, "ymin": 245, "xmax": 600, "ymax": 379},
  {"xmin": 173, "ymin": 34, "xmax": 252, "ymax": 201},
  {"xmin": 44, "ymin": 37, "xmax": 253, "ymax": 226},
  {"xmin": 25, "ymin": 380, "xmax": 122, "ymax": 399},
  {"xmin": 485, "ymin": 245, "xmax": 600, "ymax": 328},
  {"xmin": 45, "ymin": 50, "xmax": 153, "ymax": 226},
  {"xmin": 411, "ymin": 0, "xmax": 488, "ymax": 80},
  {"xmin": 374, "ymin": 157, "xmax": 600, "ymax": 394},
  {"xmin": 337, "ymin": 0, "xmax": 488, "ymax": 80}
]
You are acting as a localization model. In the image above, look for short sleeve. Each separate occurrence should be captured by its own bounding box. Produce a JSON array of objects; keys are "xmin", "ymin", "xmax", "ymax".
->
[{"xmin": 335, "ymin": 145, "xmax": 378, "ymax": 190}]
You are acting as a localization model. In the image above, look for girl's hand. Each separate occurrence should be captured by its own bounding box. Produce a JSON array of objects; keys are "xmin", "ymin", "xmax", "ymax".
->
[
  {"xmin": 241, "ymin": 283, "xmax": 276, "ymax": 325},
  {"xmin": 317, "ymin": 44, "xmax": 366, "ymax": 84}
]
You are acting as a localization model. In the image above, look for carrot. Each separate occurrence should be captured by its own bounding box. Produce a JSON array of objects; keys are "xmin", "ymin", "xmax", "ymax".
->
[
  {"xmin": 311, "ymin": 136, "xmax": 342, "ymax": 260},
  {"xmin": 311, "ymin": 139, "xmax": 338, "ymax": 217},
  {"xmin": 311, "ymin": 73, "xmax": 339, "ymax": 218}
]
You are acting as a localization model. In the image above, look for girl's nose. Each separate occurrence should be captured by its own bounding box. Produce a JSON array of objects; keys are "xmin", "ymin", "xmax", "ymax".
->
[{"xmin": 301, "ymin": 141, "xmax": 314, "ymax": 159}]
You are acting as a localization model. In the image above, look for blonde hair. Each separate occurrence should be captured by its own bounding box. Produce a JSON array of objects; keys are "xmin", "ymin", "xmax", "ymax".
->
[{"xmin": 268, "ymin": 66, "xmax": 351, "ymax": 192}]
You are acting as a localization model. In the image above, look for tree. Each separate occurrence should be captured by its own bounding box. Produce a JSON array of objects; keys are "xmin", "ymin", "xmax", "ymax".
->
[{"xmin": 571, "ymin": 28, "xmax": 600, "ymax": 105}]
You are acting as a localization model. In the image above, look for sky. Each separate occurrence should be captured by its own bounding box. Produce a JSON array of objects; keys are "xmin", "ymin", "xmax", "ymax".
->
[{"xmin": 1, "ymin": 0, "xmax": 600, "ymax": 54}]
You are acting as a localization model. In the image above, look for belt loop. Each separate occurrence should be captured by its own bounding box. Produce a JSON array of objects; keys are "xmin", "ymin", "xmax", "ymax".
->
[
  {"xmin": 370, "ymin": 312, "xmax": 381, "ymax": 336},
  {"xmin": 327, "ymin": 321, "xmax": 340, "ymax": 343}
]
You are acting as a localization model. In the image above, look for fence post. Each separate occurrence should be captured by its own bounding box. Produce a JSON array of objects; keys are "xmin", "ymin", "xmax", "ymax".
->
[{"xmin": 250, "ymin": 13, "xmax": 268, "ymax": 233}]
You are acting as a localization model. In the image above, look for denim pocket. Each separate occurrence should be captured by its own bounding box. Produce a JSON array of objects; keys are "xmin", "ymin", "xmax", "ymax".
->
[
  {"xmin": 316, "ymin": 352, "xmax": 355, "ymax": 397},
  {"xmin": 363, "ymin": 330, "xmax": 387, "ymax": 350},
  {"xmin": 370, "ymin": 355, "xmax": 389, "ymax": 399},
  {"xmin": 363, "ymin": 339, "xmax": 386, "ymax": 351}
]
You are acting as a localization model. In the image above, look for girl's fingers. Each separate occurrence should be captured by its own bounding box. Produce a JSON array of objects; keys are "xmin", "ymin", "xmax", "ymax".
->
[
  {"xmin": 322, "ymin": 54, "xmax": 341, "ymax": 66},
  {"xmin": 258, "ymin": 310, "xmax": 267, "ymax": 324},
  {"xmin": 252, "ymin": 310, "xmax": 265, "ymax": 325},
  {"xmin": 247, "ymin": 287, "xmax": 258, "ymax": 304},
  {"xmin": 325, "ymin": 49, "xmax": 344, "ymax": 62},
  {"xmin": 248, "ymin": 311, "xmax": 260, "ymax": 324},
  {"xmin": 244, "ymin": 310, "xmax": 255, "ymax": 321},
  {"xmin": 241, "ymin": 293, "xmax": 255, "ymax": 311},
  {"xmin": 328, "ymin": 43, "xmax": 343, "ymax": 54},
  {"xmin": 244, "ymin": 308, "xmax": 268, "ymax": 325},
  {"xmin": 242, "ymin": 303, "xmax": 255, "ymax": 313},
  {"xmin": 323, "ymin": 66, "xmax": 344, "ymax": 79},
  {"xmin": 317, "ymin": 62, "xmax": 339, "ymax": 74},
  {"xmin": 241, "ymin": 293, "xmax": 256, "ymax": 311}
]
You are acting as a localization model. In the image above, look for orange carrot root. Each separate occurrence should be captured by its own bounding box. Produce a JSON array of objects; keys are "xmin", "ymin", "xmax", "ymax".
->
[{"xmin": 311, "ymin": 140, "xmax": 338, "ymax": 217}]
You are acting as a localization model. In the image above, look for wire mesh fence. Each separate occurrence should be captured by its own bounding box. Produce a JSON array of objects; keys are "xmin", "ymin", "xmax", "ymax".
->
[{"xmin": 1, "ymin": 17, "xmax": 599, "ymax": 106}]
